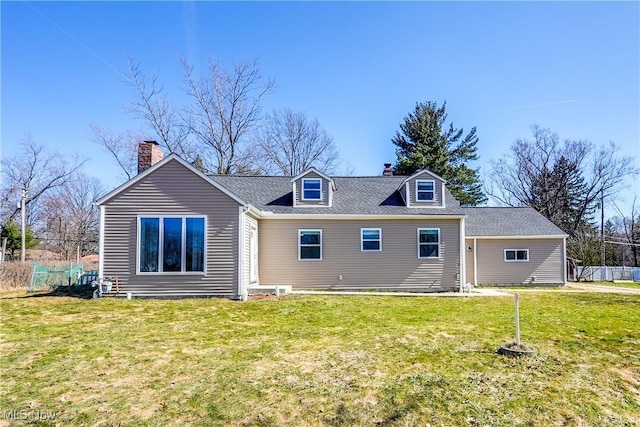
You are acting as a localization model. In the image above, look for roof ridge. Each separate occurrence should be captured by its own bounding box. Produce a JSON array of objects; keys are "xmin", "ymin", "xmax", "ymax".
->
[
  {"xmin": 210, "ymin": 174, "xmax": 407, "ymax": 179},
  {"xmin": 462, "ymin": 206, "xmax": 534, "ymax": 209}
]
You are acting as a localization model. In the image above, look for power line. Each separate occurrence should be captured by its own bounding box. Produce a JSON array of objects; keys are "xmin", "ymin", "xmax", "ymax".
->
[{"xmin": 604, "ymin": 240, "xmax": 640, "ymax": 247}]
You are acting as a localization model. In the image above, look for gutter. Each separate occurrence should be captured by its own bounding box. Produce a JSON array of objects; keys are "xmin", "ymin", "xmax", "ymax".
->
[
  {"xmin": 256, "ymin": 213, "xmax": 467, "ymax": 221},
  {"xmin": 469, "ymin": 234, "xmax": 568, "ymax": 240}
]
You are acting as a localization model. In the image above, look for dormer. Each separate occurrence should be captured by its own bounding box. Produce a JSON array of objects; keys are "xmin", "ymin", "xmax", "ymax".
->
[
  {"xmin": 399, "ymin": 169, "xmax": 447, "ymax": 208},
  {"xmin": 291, "ymin": 168, "xmax": 335, "ymax": 207}
]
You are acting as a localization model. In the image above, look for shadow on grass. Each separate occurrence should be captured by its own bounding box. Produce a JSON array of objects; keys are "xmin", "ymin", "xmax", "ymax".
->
[{"xmin": 5, "ymin": 285, "xmax": 96, "ymax": 300}]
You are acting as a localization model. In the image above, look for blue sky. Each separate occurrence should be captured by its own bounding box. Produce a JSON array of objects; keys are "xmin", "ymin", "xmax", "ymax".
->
[{"xmin": 2, "ymin": 1, "xmax": 639, "ymax": 210}]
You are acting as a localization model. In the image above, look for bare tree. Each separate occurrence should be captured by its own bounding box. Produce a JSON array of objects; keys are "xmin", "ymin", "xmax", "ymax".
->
[
  {"xmin": 124, "ymin": 56, "xmax": 191, "ymax": 157},
  {"xmin": 610, "ymin": 197, "xmax": 640, "ymax": 267},
  {"xmin": 181, "ymin": 57, "xmax": 275, "ymax": 174},
  {"xmin": 487, "ymin": 125, "xmax": 638, "ymax": 264},
  {"xmin": 1, "ymin": 136, "xmax": 86, "ymax": 229},
  {"xmin": 40, "ymin": 173, "xmax": 103, "ymax": 261},
  {"xmin": 90, "ymin": 125, "xmax": 145, "ymax": 181},
  {"xmin": 99, "ymin": 57, "xmax": 275, "ymax": 176},
  {"xmin": 254, "ymin": 108, "xmax": 341, "ymax": 176},
  {"xmin": 488, "ymin": 125, "xmax": 637, "ymax": 237}
]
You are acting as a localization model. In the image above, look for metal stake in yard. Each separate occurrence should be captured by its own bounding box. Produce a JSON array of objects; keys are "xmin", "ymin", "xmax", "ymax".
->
[
  {"xmin": 21, "ymin": 188, "xmax": 27, "ymax": 263},
  {"xmin": 515, "ymin": 293, "xmax": 521, "ymax": 347},
  {"xmin": 498, "ymin": 292, "xmax": 535, "ymax": 357}
]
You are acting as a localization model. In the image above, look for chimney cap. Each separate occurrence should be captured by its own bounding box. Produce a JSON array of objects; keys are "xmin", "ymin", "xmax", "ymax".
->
[
  {"xmin": 143, "ymin": 140, "xmax": 159, "ymax": 145},
  {"xmin": 384, "ymin": 163, "xmax": 392, "ymax": 168}
]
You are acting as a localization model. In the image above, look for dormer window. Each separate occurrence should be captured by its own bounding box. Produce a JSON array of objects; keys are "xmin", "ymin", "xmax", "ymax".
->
[
  {"xmin": 302, "ymin": 178, "xmax": 322, "ymax": 200},
  {"xmin": 292, "ymin": 168, "xmax": 334, "ymax": 207},
  {"xmin": 416, "ymin": 180, "xmax": 435, "ymax": 201}
]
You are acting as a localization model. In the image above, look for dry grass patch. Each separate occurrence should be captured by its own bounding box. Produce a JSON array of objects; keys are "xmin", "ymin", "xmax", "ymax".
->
[{"xmin": 0, "ymin": 262, "xmax": 32, "ymax": 290}]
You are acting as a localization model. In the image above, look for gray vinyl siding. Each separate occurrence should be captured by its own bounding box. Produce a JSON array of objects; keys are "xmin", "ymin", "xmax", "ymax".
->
[
  {"xmin": 406, "ymin": 171, "xmax": 445, "ymax": 207},
  {"xmin": 465, "ymin": 239, "xmax": 475, "ymax": 286},
  {"xmin": 259, "ymin": 219, "xmax": 461, "ymax": 291},
  {"xmin": 293, "ymin": 171, "xmax": 332, "ymax": 207},
  {"xmin": 101, "ymin": 160, "xmax": 241, "ymax": 297},
  {"xmin": 465, "ymin": 238, "xmax": 564, "ymax": 286}
]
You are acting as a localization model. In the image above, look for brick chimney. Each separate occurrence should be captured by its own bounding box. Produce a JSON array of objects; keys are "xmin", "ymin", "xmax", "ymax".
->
[
  {"xmin": 138, "ymin": 140, "xmax": 164, "ymax": 174},
  {"xmin": 383, "ymin": 163, "xmax": 393, "ymax": 176}
]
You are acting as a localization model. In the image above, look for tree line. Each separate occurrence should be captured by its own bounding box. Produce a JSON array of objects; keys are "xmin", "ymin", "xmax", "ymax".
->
[
  {"xmin": 1, "ymin": 56, "xmax": 638, "ymax": 267},
  {"xmin": 91, "ymin": 57, "xmax": 342, "ymax": 180}
]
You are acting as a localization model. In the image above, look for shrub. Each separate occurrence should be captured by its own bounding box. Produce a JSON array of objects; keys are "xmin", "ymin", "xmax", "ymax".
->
[{"xmin": 0, "ymin": 261, "xmax": 32, "ymax": 290}]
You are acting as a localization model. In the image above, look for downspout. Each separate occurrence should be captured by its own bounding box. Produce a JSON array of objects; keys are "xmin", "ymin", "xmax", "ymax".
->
[
  {"xmin": 564, "ymin": 237, "xmax": 568, "ymax": 284},
  {"xmin": 98, "ymin": 205, "xmax": 105, "ymax": 279},
  {"xmin": 237, "ymin": 205, "xmax": 249, "ymax": 301},
  {"xmin": 473, "ymin": 238, "xmax": 478, "ymax": 287},
  {"xmin": 459, "ymin": 217, "xmax": 466, "ymax": 293}
]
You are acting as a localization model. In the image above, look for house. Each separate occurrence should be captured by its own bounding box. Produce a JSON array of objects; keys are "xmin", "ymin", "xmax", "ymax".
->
[{"xmin": 95, "ymin": 141, "xmax": 568, "ymax": 298}]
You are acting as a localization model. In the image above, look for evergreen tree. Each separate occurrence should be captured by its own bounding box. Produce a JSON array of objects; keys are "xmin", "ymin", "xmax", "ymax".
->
[
  {"xmin": 392, "ymin": 101, "xmax": 486, "ymax": 206},
  {"xmin": 1, "ymin": 220, "xmax": 37, "ymax": 259},
  {"xmin": 529, "ymin": 155, "xmax": 593, "ymax": 237}
]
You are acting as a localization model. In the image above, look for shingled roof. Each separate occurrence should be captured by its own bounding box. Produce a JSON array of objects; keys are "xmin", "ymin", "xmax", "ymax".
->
[
  {"xmin": 210, "ymin": 176, "xmax": 567, "ymax": 238},
  {"xmin": 463, "ymin": 207, "xmax": 567, "ymax": 237},
  {"xmin": 210, "ymin": 175, "xmax": 465, "ymax": 215},
  {"xmin": 98, "ymin": 154, "xmax": 566, "ymax": 238}
]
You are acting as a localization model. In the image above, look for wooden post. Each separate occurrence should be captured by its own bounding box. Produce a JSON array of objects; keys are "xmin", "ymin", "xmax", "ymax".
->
[
  {"xmin": 515, "ymin": 293, "xmax": 521, "ymax": 347},
  {"xmin": 68, "ymin": 261, "xmax": 72, "ymax": 292},
  {"xmin": 0, "ymin": 237, "xmax": 7, "ymax": 268}
]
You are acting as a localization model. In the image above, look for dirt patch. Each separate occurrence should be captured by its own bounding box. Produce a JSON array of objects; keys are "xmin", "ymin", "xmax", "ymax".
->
[
  {"xmin": 610, "ymin": 367, "xmax": 640, "ymax": 398},
  {"xmin": 248, "ymin": 294, "xmax": 280, "ymax": 301}
]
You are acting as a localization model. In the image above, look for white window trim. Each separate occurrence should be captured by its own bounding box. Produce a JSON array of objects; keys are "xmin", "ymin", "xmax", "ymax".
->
[
  {"xmin": 415, "ymin": 179, "xmax": 435, "ymax": 202},
  {"xmin": 136, "ymin": 215, "xmax": 207, "ymax": 275},
  {"xmin": 298, "ymin": 229, "xmax": 323, "ymax": 261},
  {"xmin": 361, "ymin": 228, "xmax": 382, "ymax": 252},
  {"xmin": 301, "ymin": 178, "xmax": 323, "ymax": 201},
  {"xmin": 504, "ymin": 249, "xmax": 529, "ymax": 262},
  {"xmin": 417, "ymin": 228, "xmax": 441, "ymax": 259}
]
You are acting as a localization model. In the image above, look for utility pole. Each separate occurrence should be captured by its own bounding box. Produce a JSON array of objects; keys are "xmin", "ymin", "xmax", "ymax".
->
[
  {"xmin": 600, "ymin": 189, "xmax": 606, "ymax": 282},
  {"xmin": 21, "ymin": 188, "xmax": 27, "ymax": 263}
]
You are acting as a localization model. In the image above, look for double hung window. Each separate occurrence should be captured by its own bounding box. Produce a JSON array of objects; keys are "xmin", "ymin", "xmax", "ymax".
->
[
  {"xmin": 299, "ymin": 230, "xmax": 322, "ymax": 260},
  {"xmin": 361, "ymin": 228, "xmax": 382, "ymax": 252},
  {"xmin": 418, "ymin": 228, "xmax": 440, "ymax": 258},
  {"xmin": 302, "ymin": 179, "xmax": 322, "ymax": 200},
  {"xmin": 416, "ymin": 180, "xmax": 435, "ymax": 201}
]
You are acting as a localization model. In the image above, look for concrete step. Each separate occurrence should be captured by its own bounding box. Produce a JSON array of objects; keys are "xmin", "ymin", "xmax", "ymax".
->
[{"xmin": 247, "ymin": 284, "xmax": 292, "ymax": 296}]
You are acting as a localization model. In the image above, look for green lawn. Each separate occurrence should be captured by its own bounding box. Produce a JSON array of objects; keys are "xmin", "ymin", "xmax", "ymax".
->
[
  {"xmin": 1, "ymin": 291, "xmax": 639, "ymax": 426},
  {"xmin": 572, "ymin": 280, "xmax": 640, "ymax": 290}
]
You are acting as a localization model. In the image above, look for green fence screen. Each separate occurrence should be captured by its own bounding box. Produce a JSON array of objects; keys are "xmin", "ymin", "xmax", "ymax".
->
[{"xmin": 28, "ymin": 263, "xmax": 84, "ymax": 292}]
